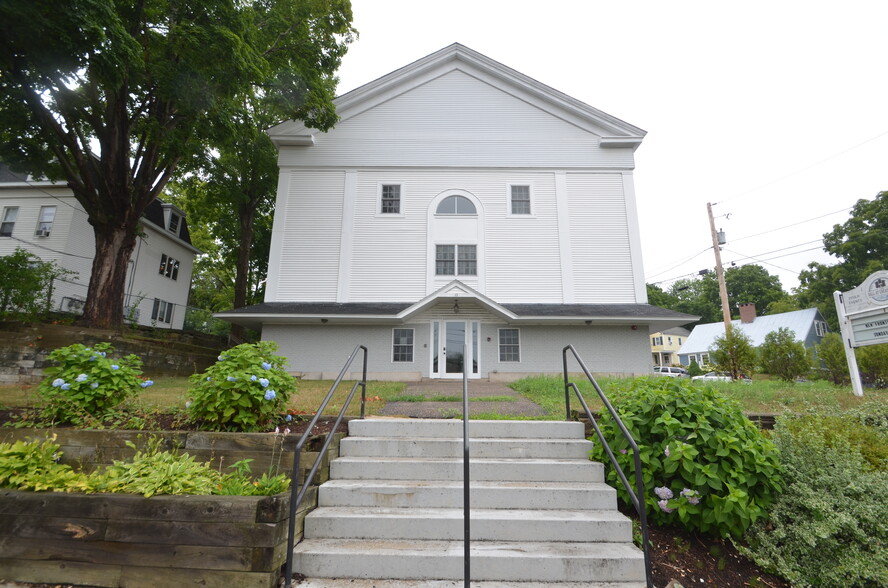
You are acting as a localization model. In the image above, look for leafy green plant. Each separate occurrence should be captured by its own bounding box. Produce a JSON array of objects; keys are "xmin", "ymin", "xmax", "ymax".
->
[
  {"xmin": 0, "ymin": 248, "xmax": 75, "ymax": 321},
  {"xmin": 816, "ymin": 332, "xmax": 850, "ymax": 385},
  {"xmin": 36, "ymin": 342, "xmax": 152, "ymax": 425},
  {"xmin": 758, "ymin": 327, "xmax": 811, "ymax": 382},
  {"xmin": 187, "ymin": 341, "xmax": 296, "ymax": 431},
  {"xmin": 742, "ymin": 412, "xmax": 888, "ymax": 587},
  {"xmin": 710, "ymin": 329, "xmax": 758, "ymax": 379},
  {"xmin": 588, "ymin": 377, "xmax": 782, "ymax": 538},
  {"xmin": 217, "ymin": 458, "xmax": 290, "ymax": 496},
  {"xmin": 0, "ymin": 436, "xmax": 88, "ymax": 492}
]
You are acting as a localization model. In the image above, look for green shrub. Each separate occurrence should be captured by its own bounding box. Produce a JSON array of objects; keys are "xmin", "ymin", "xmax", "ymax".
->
[
  {"xmin": 742, "ymin": 412, "xmax": 888, "ymax": 587},
  {"xmin": 36, "ymin": 342, "xmax": 151, "ymax": 425},
  {"xmin": 816, "ymin": 332, "xmax": 850, "ymax": 385},
  {"xmin": 710, "ymin": 329, "xmax": 758, "ymax": 378},
  {"xmin": 759, "ymin": 327, "xmax": 811, "ymax": 382},
  {"xmin": 0, "ymin": 437, "xmax": 290, "ymax": 497},
  {"xmin": 187, "ymin": 341, "xmax": 296, "ymax": 431},
  {"xmin": 0, "ymin": 247, "xmax": 75, "ymax": 321},
  {"xmin": 588, "ymin": 377, "xmax": 782, "ymax": 538}
]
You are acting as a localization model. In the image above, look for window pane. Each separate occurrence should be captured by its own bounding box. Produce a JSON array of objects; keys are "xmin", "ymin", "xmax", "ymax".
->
[
  {"xmin": 392, "ymin": 328, "xmax": 414, "ymax": 362},
  {"xmin": 436, "ymin": 245, "xmax": 455, "ymax": 275},
  {"xmin": 0, "ymin": 207, "xmax": 18, "ymax": 237},
  {"xmin": 436, "ymin": 195, "xmax": 476, "ymax": 215},
  {"xmin": 457, "ymin": 245, "xmax": 476, "ymax": 275},
  {"xmin": 381, "ymin": 184, "xmax": 400, "ymax": 214},
  {"xmin": 499, "ymin": 329, "xmax": 520, "ymax": 362},
  {"xmin": 511, "ymin": 185, "xmax": 530, "ymax": 214},
  {"xmin": 159, "ymin": 254, "xmax": 167, "ymax": 275}
]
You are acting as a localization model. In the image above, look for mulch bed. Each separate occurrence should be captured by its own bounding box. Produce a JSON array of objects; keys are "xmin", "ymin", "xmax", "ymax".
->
[{"xmin": 0, "ymin": 408, "xmax": 788, "ymax": 587}]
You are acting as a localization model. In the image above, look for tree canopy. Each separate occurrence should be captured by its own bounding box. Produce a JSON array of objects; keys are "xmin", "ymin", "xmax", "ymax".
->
[{"xmin": 0, "ymin": 0, "xmax": 355, "ymax": 328}]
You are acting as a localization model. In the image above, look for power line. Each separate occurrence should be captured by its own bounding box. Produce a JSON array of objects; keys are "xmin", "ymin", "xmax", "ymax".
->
[
  {"xmin": 646, "ymin": 247, "xmax": 712, "ymax": 280},
  {"xmin": 731, "ymin": 206, "xmax": 854, "ymax": 242},
  {"xmin": 714, "ymin": 130, "xmax": 888, "ymax": 206}
]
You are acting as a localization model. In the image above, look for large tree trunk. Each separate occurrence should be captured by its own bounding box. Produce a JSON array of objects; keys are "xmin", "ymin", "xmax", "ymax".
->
[
  {"xmin": 231, "ymin": 201, "xmax": 256, "ymax": 341},
  {"xmin": 80, "ymin": 221, "xmax": 139, "ymax": 329}
]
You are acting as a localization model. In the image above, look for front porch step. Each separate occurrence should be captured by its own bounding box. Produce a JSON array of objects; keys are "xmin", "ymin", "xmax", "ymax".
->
[
  {"xmin": 339, "ymin": 436, "xmax": 594, "ymax": 459},
  {"xmin": 330, "ymin": 455, "xmax": 603, "ymax": 482},
  {"xmin": 305, "ymin": 506, "xmax": 632, "ymax": 542},
  {"xmin": 292, "ymin": 419, "xmax": 645, "ymax": 585},
  {"xmin": 318, "ymin": 479, "xmax": 618, "ymax": 510},
  {"xmin": 292, "ymin": 539, "xmax": 645, "ymax": 583}
]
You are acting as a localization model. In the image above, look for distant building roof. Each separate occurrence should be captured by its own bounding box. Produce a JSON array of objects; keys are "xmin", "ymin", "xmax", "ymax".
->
[
  {"xmin": 679, "ymin": 308, "xmax": 824, "ymax": 355},
  {"xmin": 0, "ymin": 163, "xmax": 28, "ymax": 182},
  {"xmin": 657, "ymin": 326, "xmax": 691, "ymax": 337}
]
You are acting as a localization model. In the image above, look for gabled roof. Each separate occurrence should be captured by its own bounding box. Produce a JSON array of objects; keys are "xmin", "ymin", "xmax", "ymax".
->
[
  {"xmin": 217, "ymin": 280, "xmax": 696, "ymax": 331},
  {"xmin": 268, "ymin": 43, "xmax": 646, "ymax": 149},
  {"xmin": 679, "ymin": 308, "xmax": 825, "ymax": 355}
]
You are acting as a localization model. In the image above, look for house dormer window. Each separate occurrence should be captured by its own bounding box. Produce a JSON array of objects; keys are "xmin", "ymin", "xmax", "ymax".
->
[
  {"xmin": 168, "ymin": 212, "xmax": 181, "ymax": 236},
  {"xmin": 436, "ymin": 195, "xmax": 476, "ymax": 215},
  {"xmin": 380, "ymin": 184, "xmax": 401, "ymax": 214}
]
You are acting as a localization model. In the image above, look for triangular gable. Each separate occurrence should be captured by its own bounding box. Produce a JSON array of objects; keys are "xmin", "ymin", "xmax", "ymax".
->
[
  {"xmin": 397, "ymin": 280, "xmax": 517, "ymax": 321},
  {"xmin": 269, "ymin": 43, "xmax": 645, "ymax": 148}
]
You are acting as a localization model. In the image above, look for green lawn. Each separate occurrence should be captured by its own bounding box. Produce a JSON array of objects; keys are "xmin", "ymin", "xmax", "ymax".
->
[{"xmin": 2, "ymin": 373, "xmax": 885, "ymax": 420}]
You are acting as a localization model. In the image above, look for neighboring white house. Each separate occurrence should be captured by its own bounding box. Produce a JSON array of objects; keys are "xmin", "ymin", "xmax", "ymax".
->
[
  {"xmin": 219, "ymin": 43, "xmax": 696, "ymax": 380},
  {"xmin": 678, "ymin": 303, "xmax": 830, "ymax": 367},
  {"xmin": 0, "ymin": 164, "xmax": 199, "ymax": 330}
]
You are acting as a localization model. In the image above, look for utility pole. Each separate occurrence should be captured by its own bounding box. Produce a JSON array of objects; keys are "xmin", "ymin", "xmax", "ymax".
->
[{"xmin": 707, "ymin": 202, "xmax": 732, "ymax": 335}]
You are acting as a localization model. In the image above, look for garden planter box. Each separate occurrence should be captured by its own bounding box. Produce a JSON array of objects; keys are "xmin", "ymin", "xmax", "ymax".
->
[{"xmin": 0, "ymin": 429, "xmax": 343, "ymax": 587}]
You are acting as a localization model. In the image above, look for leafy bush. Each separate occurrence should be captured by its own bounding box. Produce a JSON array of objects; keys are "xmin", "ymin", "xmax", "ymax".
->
[
  {"xmin": 710, "ymin": 328, "xmax": 758, "ymax": 378},
  {"xmin": 759, "ymin": 327, "xmax": 811, "ymax": 382},
  {"xmin": 0, "ymin": 437, "xmax": 290, "ymax": 497},
  {"xmin": 687, "ymin": 359, "xmax": 703, "ymax": 377},
  {"xmin": 742, "ymin": 412, "xmax": 888, "ymax": 587},
  {"xmin": 588, "ymin": 377, "xmax": 782, "ymax": 538},
  {"xmin": 0, "ymin": 247, "xmax": 75, "ymax": 321},
  {"xmin": 858, "ymin": 343, "xmax": 888, "ymax": 388},
  {"xmin": 36, "ymin": 342, "xmax": 151, "ymax": 425},
  {"xmin": 816, "ymin": 332, "xmax": 850, "ymax": 385},
  {"xmin": 187, "ymin": 341, "xmax": 296, "ymax": 431}
]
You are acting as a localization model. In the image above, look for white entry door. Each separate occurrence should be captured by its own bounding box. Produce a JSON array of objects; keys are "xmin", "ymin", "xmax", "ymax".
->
[{"xmin": 431, "ymin": 320, "xmax": 480, "ymax": 379}]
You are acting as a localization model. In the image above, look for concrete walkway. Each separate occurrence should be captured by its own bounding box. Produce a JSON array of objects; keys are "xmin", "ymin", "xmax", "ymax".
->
[{"xmin": 378, "ymin": 379, "xmax": 547, "ymax": 418}]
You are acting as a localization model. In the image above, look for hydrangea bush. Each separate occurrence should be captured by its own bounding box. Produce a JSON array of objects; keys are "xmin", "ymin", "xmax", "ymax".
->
[
  {"xmin": 588, "ymin": 377, "xmax": 783, "ymax": 538},
  {"xmin": 186, "ymin": 341, "xmax": 296, "ymax": 431},
  {"xmin": 37, "ymin": 342, "xmax": 151, "ymax": 424}
]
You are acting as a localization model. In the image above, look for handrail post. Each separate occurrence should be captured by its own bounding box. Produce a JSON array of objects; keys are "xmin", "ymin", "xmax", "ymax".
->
[
  {"xmin": 284, "ymin": 344, "xmax": 368, "ymax": 587},
  {"xmin": 562, "ymin": 344, "xmax": 653, "ymax": 588},
  {"xmin": 462, "ymin": 367, "xmax": 471, "ymax": 587},
  {"xmin": 562, "ymin": 351, "xmax": 571, "ymax": 420}
]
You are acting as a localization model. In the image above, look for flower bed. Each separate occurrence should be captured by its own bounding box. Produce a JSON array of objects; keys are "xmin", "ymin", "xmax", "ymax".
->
[{"xmin": 0, "ymin": 428, "xmax": 343, "ymax": 587}]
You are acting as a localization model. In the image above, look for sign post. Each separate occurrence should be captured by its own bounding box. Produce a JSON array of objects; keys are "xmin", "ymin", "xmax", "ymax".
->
[{"xmin": 835, "ymin": 270, "xmax": 888, "ymax": 396}]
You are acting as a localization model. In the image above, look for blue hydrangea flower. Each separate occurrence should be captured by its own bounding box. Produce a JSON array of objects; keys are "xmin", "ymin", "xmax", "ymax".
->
[
  {"xmin": 258, "ymin": 378, "xmax": 269, "ymax": 388},
  {"xmin": 206, "ymin": 376, "xmax": 211, "ymax": 381},
  {"xmin": 90, "ymin": 382, "xmax": 99, "ymax": 389},
  {"xmin": 60, "ymin": 383, "xmax": 71, "ymax": 391},
  {"xmin": 141, "ymin": 380, "xmax": 154, "ymax": 388},
  {"xmin": 664, "ymin": 445, "xmax": 671, "ymax": 457},
  {"xmin": 51, "ymin": 378, "xmax": 65, "ymax": 388},
  {"xmin": 657, "ymin": 499, "xmax": 674, "ymax": 513},
  {"xmin": 680, "ymin": 488, "xmax": 701, "ymax": 505},
  {"xmin": 218, "ymin": 355, "xmax": 225, "ymax": 361},
  {"xmin": 264, "ymin": 389, "xmax": 276, "ymax": 401},
  {"xmin": 251, "ymin": 375, "xmax": 257, "ymax": 381},
  {"xmin": 111, "ymin": 364, "xmax": 119, "ymax": 370},
  {"xmin": 75, "ymin": 374, "xmax": 88, "ymax": 382},
  {"xmin": 226, "ymin": 376, "xmax": 237, "ymax": 382},
  {"xmin": 285, "ymin": 414, "xmax": 293, "ymax": 422},
  {"xmin": 261, "ymin": 362, "xmax": 272, "ymax": 370},
  {"xmin": 654, "ymin": 486, "xmax": 673, "ymax": 500}
]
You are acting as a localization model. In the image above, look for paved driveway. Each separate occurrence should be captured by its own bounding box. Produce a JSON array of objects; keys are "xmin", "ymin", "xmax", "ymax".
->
[{"xmin": 377, "ymin": 380, "xmax": 548, "ymax": 418}]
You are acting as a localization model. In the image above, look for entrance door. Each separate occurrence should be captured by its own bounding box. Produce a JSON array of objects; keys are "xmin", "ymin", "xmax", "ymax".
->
[{"xmin": 432, "ymin": 320, "xmax": 479, "ymax": 378}]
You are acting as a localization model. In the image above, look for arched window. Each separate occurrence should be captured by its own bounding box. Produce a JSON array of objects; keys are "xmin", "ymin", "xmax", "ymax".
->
[{"xmin": 436, "ymin": 195, "xmax": 476, "ymax": 215}]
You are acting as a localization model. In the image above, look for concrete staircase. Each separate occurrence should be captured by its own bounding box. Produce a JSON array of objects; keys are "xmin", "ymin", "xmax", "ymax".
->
[{"xmin": 292, "ymin": 418, "xmax": 647, "ymax": 587}]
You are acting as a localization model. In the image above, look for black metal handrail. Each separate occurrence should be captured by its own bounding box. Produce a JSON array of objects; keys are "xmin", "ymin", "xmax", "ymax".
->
[
  {"xmin": 461, "ymin": 366, "xmax": 471, "ymax": 587},
  {"xmin": 283, "ymin": 344, "xmax": 368, "ymax": 587},
  {"xmin": 562, "ymin": 344, "xmax": 653, "ymax": 588}
]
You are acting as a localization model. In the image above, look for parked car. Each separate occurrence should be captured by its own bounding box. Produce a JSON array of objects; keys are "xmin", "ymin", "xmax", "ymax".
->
[
  {"xmin": 653, "ymin": 366, "xmax": 689, "ymax": 378},
  {"xmin": 691, "ymin": 371, "xmax": 752, "ymax": 382}
]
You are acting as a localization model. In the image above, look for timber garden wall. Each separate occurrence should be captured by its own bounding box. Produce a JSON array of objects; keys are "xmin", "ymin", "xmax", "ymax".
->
[{"xmin": 0, "ymin": 428, "xmax": 343, "ymax": 587}]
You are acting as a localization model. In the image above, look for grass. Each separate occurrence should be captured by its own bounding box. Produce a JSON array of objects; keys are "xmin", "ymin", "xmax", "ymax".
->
[{"xmin": 2, "ymin": 373, "xmax": 885, "ymax": 421}]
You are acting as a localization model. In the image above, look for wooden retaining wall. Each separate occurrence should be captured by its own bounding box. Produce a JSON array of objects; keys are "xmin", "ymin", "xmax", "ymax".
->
[{"xmin": 0, "ymin": 429, "xmax": 343, "ymax": 587}]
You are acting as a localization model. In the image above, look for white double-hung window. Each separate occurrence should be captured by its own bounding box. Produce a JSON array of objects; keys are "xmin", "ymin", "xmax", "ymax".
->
[{"xmin": 436, "ymin": 244, "xmax": 476, "ymax": 276}]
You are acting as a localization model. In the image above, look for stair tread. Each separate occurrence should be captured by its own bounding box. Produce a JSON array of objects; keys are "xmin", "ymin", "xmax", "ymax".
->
[
  {"xmin": 308, "ymin": 506, "xmax": 629, "ymax": 520},
  {"xmin": 295, "ymin": 581, "xmax": 646, "ymax": 588},
  {"xmin": 294, "ymin": 538, "xmax": 644, "ymax": 558},
  {"xmin": 320, "ymin": 479, "xmax": 614, "ymax": 489}
]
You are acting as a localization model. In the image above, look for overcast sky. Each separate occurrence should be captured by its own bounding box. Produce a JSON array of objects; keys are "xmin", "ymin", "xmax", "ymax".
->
[{"xmin": 333, "ymin": 0, "xmax": 888, "ymax": 293}]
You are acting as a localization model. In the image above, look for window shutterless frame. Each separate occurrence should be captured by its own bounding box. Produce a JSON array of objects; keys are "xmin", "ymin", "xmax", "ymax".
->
[
  {"xmin": 377, "ymin": 183, "xmax": 405, "ymax": 216},
  {"xmin": 0, "ymin": 207, "xmax": 18, "ymax": 237},
  {"xmin": 508, "ymin": 184, "xmax": 532, "ymax": 215}
]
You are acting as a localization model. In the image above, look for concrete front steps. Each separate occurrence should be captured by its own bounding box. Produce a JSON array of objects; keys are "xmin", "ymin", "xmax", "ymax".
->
[{"xmin": 292, "ymin": 418, "xmax": 646, "ymax": 586}]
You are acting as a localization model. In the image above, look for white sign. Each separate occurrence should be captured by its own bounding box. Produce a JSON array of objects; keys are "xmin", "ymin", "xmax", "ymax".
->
[{"xmin": 841, "ymin": 270, "xmax": 888, "ymax": 314}]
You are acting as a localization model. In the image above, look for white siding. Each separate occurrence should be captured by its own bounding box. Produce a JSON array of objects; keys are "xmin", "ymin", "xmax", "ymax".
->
[
  {"xmin": 278, "ymin": 71, "xmax": 636, "ymax": 170},
  {"xmin": 566, "ymin": 173, "xmax": 636, "ymax": 302},
  {"xmin": 270, "ymin": 171, "xmax": 344, "ymax": 301}
]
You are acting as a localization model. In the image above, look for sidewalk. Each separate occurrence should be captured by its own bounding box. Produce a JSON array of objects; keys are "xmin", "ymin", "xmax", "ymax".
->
[{"xmin": 377, "ymin": 379, "xmax": 547, "ymax": 418}]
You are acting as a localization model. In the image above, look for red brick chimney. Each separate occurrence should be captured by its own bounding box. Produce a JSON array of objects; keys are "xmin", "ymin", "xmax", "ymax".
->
[{"xmin": 739, "ymin": 303, "xmax": 757, "ymax": 324}]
